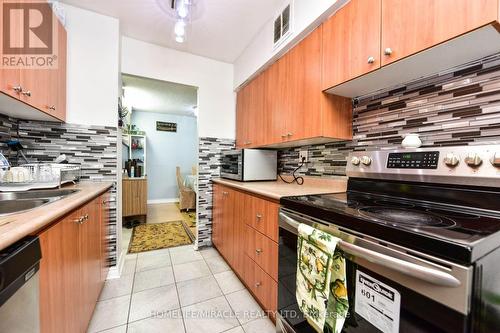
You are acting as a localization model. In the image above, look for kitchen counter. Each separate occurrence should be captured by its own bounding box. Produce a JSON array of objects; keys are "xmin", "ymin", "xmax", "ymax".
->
[
  {"xmin": 0, "ymin": 181, "xmax": 113, "ymax": 251},
  {"xmin": 212, "ymin": 176, "xmax": 348, "ymax": 201}
]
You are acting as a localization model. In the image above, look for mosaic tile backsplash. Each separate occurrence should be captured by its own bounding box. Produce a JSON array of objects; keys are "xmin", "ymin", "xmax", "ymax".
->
[
  {"xmin": 280, "ymin": 53, "xmax": 500, "ymax": 176},
  {"xmin": 0, "ymin": 115, "xmax": 118, "ymax": 267},
  {"xmin": 197, "ymin": 137, "xmax": 235, "ymax": 247}
]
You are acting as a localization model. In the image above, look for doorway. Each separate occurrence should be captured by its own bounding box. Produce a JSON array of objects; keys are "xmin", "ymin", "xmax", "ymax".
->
[{"xmin": 119, "ymin": 73, "xmax": 199, "ymax": 255}]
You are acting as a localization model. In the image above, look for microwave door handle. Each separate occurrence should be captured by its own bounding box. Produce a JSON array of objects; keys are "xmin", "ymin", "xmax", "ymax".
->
[{"xmin": 278, "ymin": 212, "xmax": 461, "ymax": 288}]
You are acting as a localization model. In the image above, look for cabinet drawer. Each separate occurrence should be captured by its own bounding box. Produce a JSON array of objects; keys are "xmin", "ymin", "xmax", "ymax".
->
[
  {"xmin": 245, "ymin": 225, "xmax": 278, "ymax": 281},
  {"xmin": 244, "ymin": 255, "xmax": 277, "ymax": 314},
  {"xmin": 244, "ymin": 194, "xmax": 279, "ymax": 242}
]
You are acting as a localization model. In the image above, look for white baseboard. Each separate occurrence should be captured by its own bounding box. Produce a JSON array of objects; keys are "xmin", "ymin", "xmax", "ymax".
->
[{"xmin": 147, "ymin": 198, "xmax": 179, "ymax": 204}]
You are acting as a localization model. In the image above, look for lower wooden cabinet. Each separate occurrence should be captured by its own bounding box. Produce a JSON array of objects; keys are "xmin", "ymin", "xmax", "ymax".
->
[
  {"xmin": 39, "ymin": 193, "xmax": 110, "ymax": 333},
  {"xmin": 122, "ymin": 178, "xmax": 147, "ymax": 217},
  {"xmin": 212, "ymin": 184, "xmax": 278, "ymax": 315}
]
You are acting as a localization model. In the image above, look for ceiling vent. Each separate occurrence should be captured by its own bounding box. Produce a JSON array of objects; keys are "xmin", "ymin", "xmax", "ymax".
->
[{"xmin": 273, "ymin": 3, "xmax": 293, "ymax": 47}]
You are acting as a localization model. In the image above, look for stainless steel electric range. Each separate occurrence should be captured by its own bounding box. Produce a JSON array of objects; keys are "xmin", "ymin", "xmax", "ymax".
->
[{"xmin": 278, "ymin": 145, "xmax": 500, "ymax": 333}]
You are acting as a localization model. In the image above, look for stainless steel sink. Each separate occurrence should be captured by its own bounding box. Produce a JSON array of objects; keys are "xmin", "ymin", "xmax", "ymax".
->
[
  {"xmin": 0, "ymin": 189, "xmax": 80, "ymax": 201},
  {"xmin": 0, "ymin": 199, "xmax": 51, "ymax": 215},
  {"xmin": 0, "ymin": 189, "xmax": 80, "ymax": 216}
]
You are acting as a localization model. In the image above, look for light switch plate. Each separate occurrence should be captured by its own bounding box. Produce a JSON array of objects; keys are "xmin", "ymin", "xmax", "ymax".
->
[{"xmin": 299, "ymin": 150, "xmax": 309, "ymax": 163}]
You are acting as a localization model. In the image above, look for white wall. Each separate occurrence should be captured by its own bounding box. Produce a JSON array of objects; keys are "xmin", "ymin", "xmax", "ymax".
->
[
  {"xmin": 62, "ymin": 4, "xmax": 120, "ymax": 127},
  {"xmin": 233, "ymin": 0, "xmax": 348, "ymax": 89},
  {"xmin": 121, "ymin": 37, "xmax": 236, "ymax": 139}
]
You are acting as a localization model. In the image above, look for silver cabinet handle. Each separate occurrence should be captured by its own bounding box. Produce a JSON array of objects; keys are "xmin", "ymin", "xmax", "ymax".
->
[
  {"xmin": 256, "ymin": 214, "xmax": 262, "ymax": 220},
  {"xmin": 12, "ymin": 86, "xmax": 22, "ymax": 94},
  {"xmin": 74, "ymin": 216, "xmax": 84, "ymax": 224},
  {"xmin": 367, "ymin": 56, "xmax": 375, "ymax": 64},
  {"xmin": 21, "ymin": 90, "xmax": 31, "ymax": 97},
  {"xmin": 255, "ymin": 282, "xmax": 262, "ymax": 287},
  {"xmin": 281, "ymin": 134, "xmax": 287, "ymax": 138},
  {"xmin": 48, "ymin": 105, "xmax": 56, "ymax": 111},
  {"xmin": 222, "ymin": 191, "xmax": 228, "ymax": 196},
  {"xmin": 278, "ymin": 211, "xmax": 461, "ymax": 287},
  {"xmin": 287, "ymin": 133, "xmax": 293, "ymax": 137},
  {"xmin": 384, "ymin": 48, "xmax": 393, "ymax": 56},
  {"xmin": 255, "ymin": 248, "xmax": 263, "ymax": 255}
]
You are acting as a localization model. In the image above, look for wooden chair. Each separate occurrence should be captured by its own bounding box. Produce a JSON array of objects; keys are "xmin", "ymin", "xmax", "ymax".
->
[{"xmin": 176, "ymin": 166, "xmax": 196, "ymax": 211}]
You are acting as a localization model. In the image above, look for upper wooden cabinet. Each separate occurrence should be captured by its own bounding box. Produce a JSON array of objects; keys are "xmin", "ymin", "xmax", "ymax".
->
[
  {"xmin": 236, "ymin": 72, "xmax": 266, "ymax": 148},
  {"xmin": 236, "ymin": 26, "xmax": 352, "ymax": 148},
  {"xmin": 0, "ymin": 2, "xmax": 67, "ymax": 121},
  {"xmin": 322, "ymin": 0, "xmax": 382, "ymax": 89},
  {"xmin": 381, "ymin": 0, "xmax": 499, "ymax": 65}
]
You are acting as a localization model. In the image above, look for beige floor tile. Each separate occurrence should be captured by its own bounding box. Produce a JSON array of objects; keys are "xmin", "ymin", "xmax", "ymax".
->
[
  {"xmin": 182, "ymin": 296, "xmax": 239, "ymax": 333},
  {"xmin": 199, "ymin": 247, "xmax": 220, "ymax": 259},
  {"xmin": 170, "ymin": 245, "xmax": 203, "ymax": 265},
  {"xmin": 127, "ymin": 317, "xmax": 185, "ymax": 333},
  {"xmin": 129, "ymin": 285, "xmax": 180, "ymax": 322},
  {"xmin": 147, "ymin": 203, "xmax": 184, "ymax": 223},
  {"xmin": 96, "ymin": 325, "xmax": 127, "ymax": 333},
  {"xmin": 172, "ymin": 260, "xmax": 211, "ymax": 282},
  {"xmin": 136, "ymin": 251, "xmax": 172, "ymax": 272},
  {"xmin": 99, "ymin": 274, "xmax": 134, "ymax": 301},
  {"xmin": 177, "ymin": 275, "xmax": 223, "ymax": 307},
  {"xmin": 242, "ymin": 318, "xmax": 275, "ymax": 333},
  {"xmin": 134, "ymin": 266, "xmax": 175, "ymax": 293},
  {"xmin": 213, "ymin": 271, "xmax": 245, "ymax": 295},
  {"xmin": 205, "ymin": 255, "xmax": 231, "ymax": 274},
  {"xmin": 122, "ymin": 256, "xmax": 137, "ymax": 276},
  {"xmin": 225, "ymin": 326, "xmax": 245, "ymax": 333},
  {"xmin": 87, "ymin": 295, "xmax": 130, "ymax": 332},
  {"xmin": 225, "ymin": 290, "xmax": 265, "ymax": 325}
]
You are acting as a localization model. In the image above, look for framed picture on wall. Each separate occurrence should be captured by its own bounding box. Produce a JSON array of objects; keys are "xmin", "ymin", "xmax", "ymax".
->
[{"xmin": 157, "ymin": 121, "xmax": 177, "ymax": 132}]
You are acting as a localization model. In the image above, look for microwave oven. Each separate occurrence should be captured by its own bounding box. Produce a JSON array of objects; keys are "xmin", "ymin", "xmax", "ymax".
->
[{"xmin": 220, "ymin": 149, "xmax": 277, "ymax": 181}]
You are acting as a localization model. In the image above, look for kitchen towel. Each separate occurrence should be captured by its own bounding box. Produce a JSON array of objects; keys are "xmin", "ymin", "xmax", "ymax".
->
[{"xmin": 296, "ymin": 223, "xmax": 348, "ymax": 333}]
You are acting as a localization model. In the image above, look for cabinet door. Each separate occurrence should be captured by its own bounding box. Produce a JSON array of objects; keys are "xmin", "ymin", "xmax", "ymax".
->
[
  {"xmin": 54, "ymin": 17, "xmax": 67, "ymax": 120},
  {"xmin": 235, "ymin": 85, "xmax": 250, "ymax": 148},
  {"xmin": 286, "ymin": 26, "xmax": 324, "ymax": 142},
  {"xmin": 0, "ymin": 2, "xmax": 21, "ymax": 99},
  {"xmin": 100, "ymin": 193, "xmax": 110, "ymax": 283},
  {"xmin": 39, "ymin": 210, "xmax": 81, "ymax": 333},
  {"xmin": 212, "ymin": 184, "xmax": 223, "ymax": 249},
  {"xmin": 122, "ymin": 180, "xmax": 147, "ymax": 216},
  {"xmin": 19, "ymin": 7, "xmax": 58, "ymax": 116},
  {"xmin": 381, "ymin": 0, "xmax": 498, "ymax": 66},
  {"xmin": 322, "ymin": 0, "xmax": 382, "ymax": 89},
  {"xmin": 221, "ymin": 187, "xmax": 235, "ymax": 265},
  {"xmin": 265, "ymin": 55, "xmax": 289, "ymax": 145},
  {"xmin": 232, "ymin": 190, "xmax": 246, "ymax": 275},
  {"xmin": 247, "ymin": 73, "xmax": 266, "ymax": 147},
  {"xmin": 79, "ymin": 199, "xmax": 102, "ymax": 332}
]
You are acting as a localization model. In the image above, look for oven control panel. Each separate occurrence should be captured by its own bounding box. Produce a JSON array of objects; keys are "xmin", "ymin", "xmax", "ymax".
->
[{"xmin": 387, "ymin": 152, "xmax": 439, "ymax": 169}]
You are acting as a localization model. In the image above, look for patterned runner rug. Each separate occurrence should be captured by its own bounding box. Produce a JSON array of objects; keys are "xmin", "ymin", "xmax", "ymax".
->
[{"xmin": 128, "ymin": 221, "xmax": 194, "ymax": 253}]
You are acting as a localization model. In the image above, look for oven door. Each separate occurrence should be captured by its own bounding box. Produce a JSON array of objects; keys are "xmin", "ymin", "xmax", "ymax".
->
[
  {"xmin": 278, "ymin": 209, "xmax": 474, "ymax": 333},
  {"xmin": 220, "ymin": 150, "xmax": 242, "ymax": 181}
]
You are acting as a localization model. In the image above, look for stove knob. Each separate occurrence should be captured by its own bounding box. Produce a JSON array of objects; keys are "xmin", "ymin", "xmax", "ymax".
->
[
  {"xmin": 443, "ymin": 153, "xmax": 460, "ymax": 167},
  {"xmin": 490, "ymin": 152, "xmax": 500, "ymax": 167},
  {"xmin": 361, "ymin": 156, "xmax": 372, "ymax": 166},
  {"xmin": 465, "ymin": 153, "xmax": 482, "ymax": 167},
  {"xmin": 351, "ymin": 157, "xmax": 361, "ymax": 166}
]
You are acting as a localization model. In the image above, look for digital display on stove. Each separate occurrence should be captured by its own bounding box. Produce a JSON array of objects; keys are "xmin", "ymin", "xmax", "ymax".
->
[{"xmin": 387, "ymin": 152, "xmax": 439, "ymax": 169}]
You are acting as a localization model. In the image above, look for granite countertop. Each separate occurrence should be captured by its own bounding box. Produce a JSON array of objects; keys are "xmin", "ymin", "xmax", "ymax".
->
[
  {"xmin": 0, "ymin": 181, "xmax": 113, "ymax": 251},
  {"xmin": 212, "ymin": 176, "xmax": 348, "ymax": 201}
]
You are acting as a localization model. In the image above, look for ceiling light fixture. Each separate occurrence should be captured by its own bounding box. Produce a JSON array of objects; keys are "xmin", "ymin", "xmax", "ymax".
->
[
  {"xmin": 174, "ymin": 0, "xmax": 191, "ymax": 43},
  {"xmin": 156, "ymin": 0, "xmax": 204, "ymax": 44}
]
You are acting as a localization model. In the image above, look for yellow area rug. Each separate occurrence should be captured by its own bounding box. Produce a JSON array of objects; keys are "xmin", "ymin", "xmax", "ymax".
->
[{"xmin": 128, "ymin": 221, "xmax": 194, "ymax": 254}]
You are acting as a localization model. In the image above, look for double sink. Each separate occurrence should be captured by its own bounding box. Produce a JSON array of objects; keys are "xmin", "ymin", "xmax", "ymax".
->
[{"xmin": 0, "ymin": 189, "xmax": 80, "ymax": 216}]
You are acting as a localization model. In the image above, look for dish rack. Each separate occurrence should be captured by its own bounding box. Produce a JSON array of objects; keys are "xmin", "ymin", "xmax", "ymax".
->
[{"xmin": 0, "ymin": 163, "xmax": 81, "ymax": 192}]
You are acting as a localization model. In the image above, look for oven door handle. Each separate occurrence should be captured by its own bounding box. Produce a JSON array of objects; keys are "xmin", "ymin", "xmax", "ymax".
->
[{"xmin": 279, "ymin": 211, "xmax": 461, "ymax": 288}]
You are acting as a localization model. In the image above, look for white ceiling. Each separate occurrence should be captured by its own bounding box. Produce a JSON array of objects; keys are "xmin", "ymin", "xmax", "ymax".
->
[
  {"xmin": 122, "ymin": 74, "xmax": 198, "ymax": 117},
  {"xmin": 59, "ymin": 0, "xmax": 281, "ymax": 63}
]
